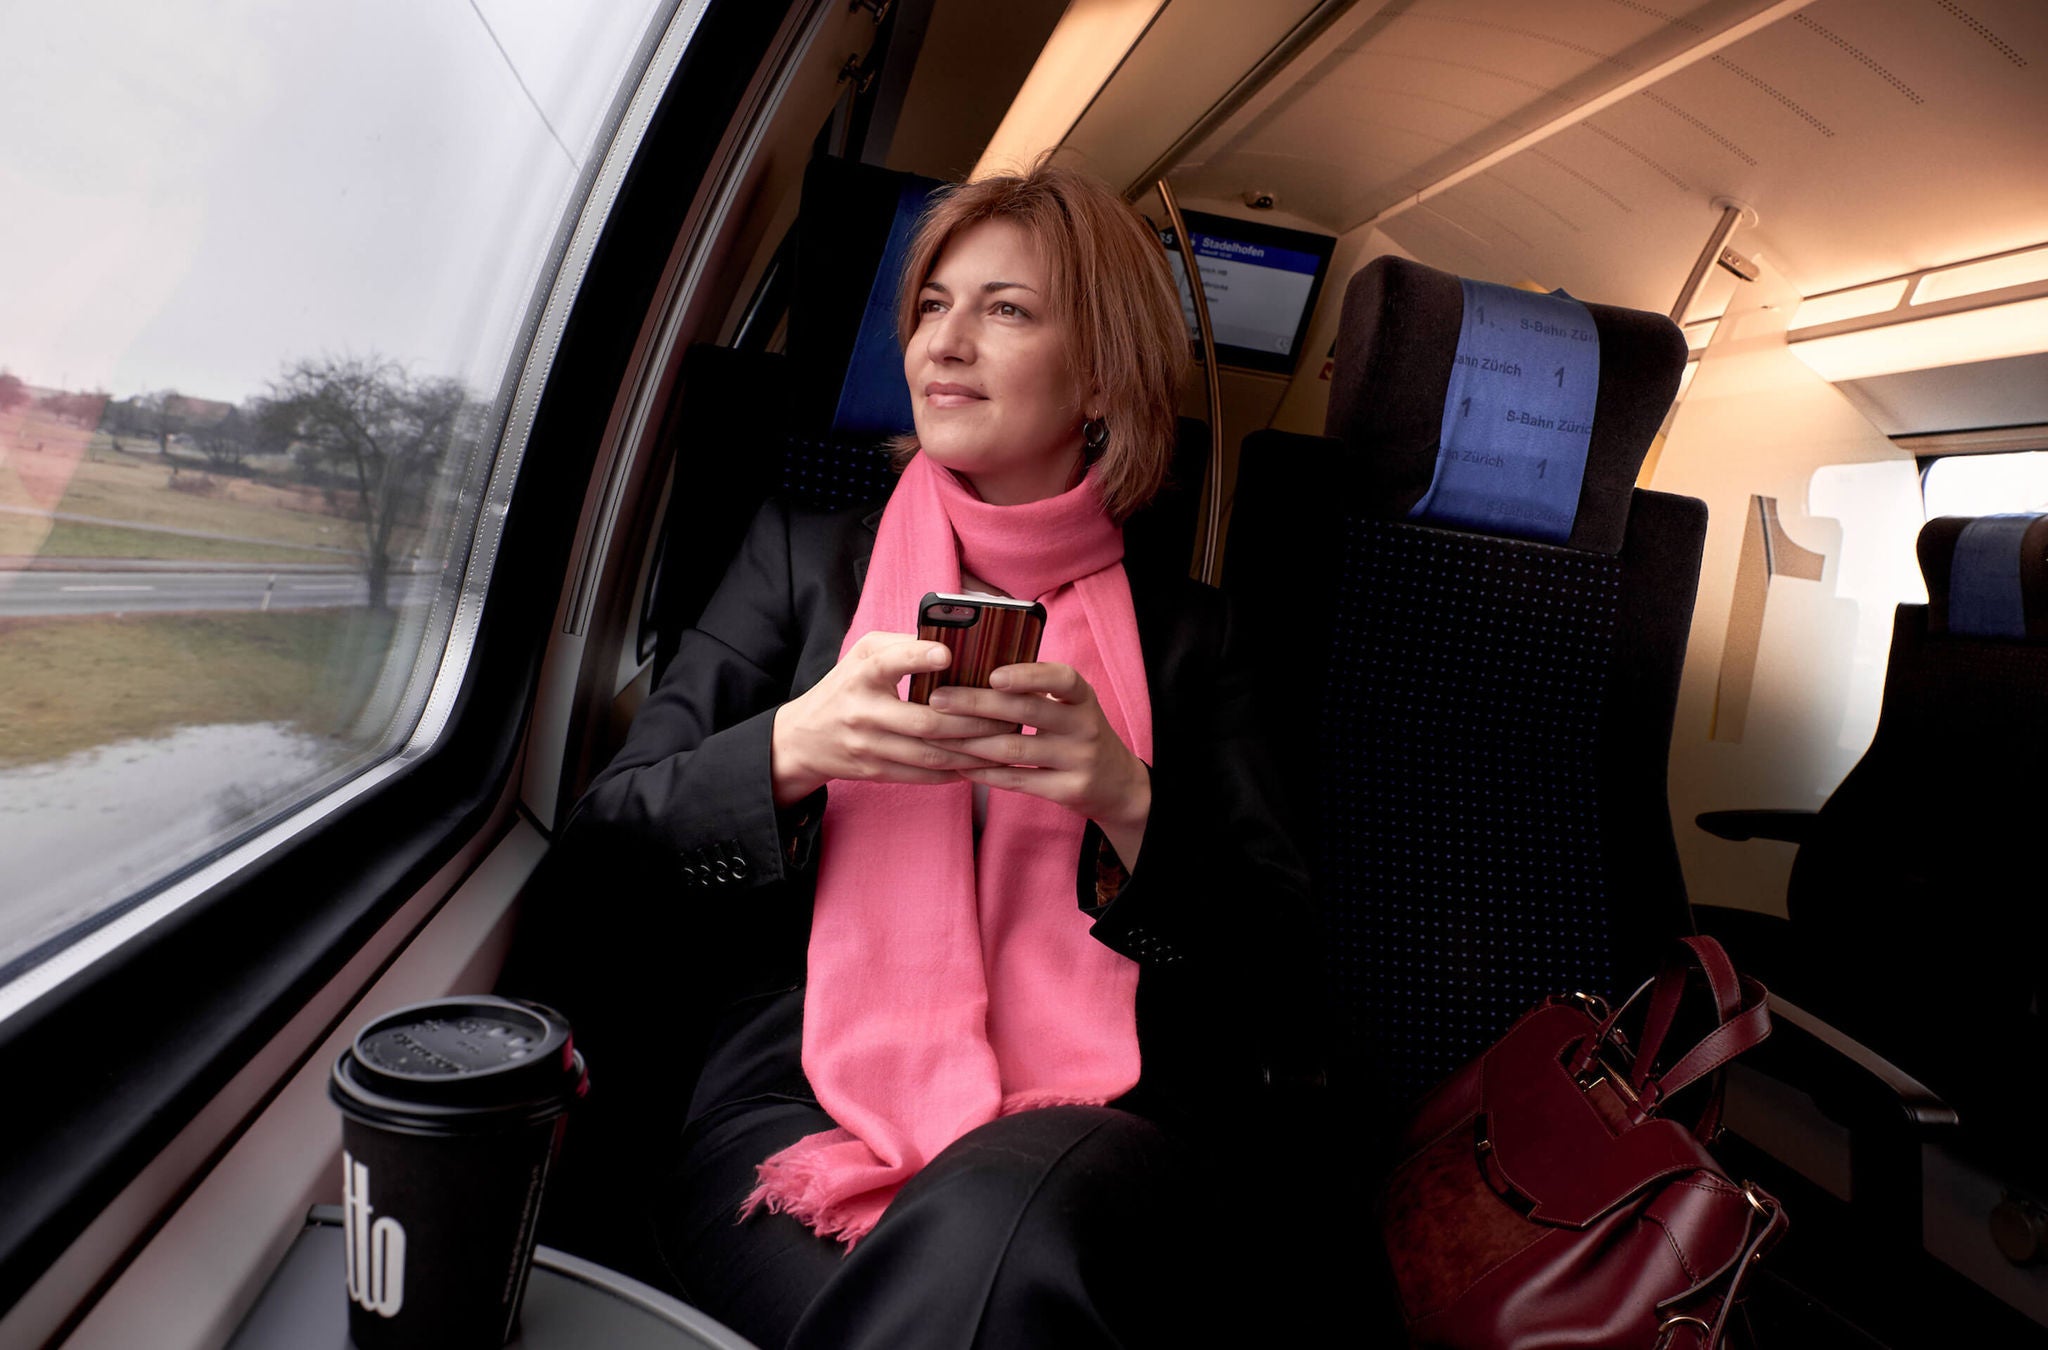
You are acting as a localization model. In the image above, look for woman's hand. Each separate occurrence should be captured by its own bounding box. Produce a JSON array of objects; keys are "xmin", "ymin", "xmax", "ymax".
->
[
  {"xmin": 769, "ymin": 632, "xmax": 1015, "ymax": 807},
  {"xmin": 927, "ymin": 663, "xmax": 1152, "ymax": 867}
]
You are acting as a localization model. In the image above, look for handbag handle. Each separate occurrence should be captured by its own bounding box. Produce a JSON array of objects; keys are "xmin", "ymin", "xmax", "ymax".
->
[
  {"xmin": 1631, "ymin": 936, "xmax": 1745, "ymax": 1096},
  {"xmin": 1567, "ymin": 935, "xmax": 1737, "ymax": 1082},
  {"xmin": 1567, "ymin": 936, "xmax": 1769, "ymax": 1127},
  {"xmin": 1644, "ymin": 979, "xmax": 1769, "ymax": 1107}
]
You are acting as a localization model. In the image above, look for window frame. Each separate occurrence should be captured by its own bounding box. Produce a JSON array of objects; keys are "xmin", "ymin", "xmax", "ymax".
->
[{"xmin": 0, "ymin": 0, "xmax": 799, "ymax": 1315}]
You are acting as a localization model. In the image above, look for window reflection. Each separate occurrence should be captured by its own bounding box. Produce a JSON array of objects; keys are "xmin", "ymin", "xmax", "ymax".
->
[{"xmin": 0, "ymin": 0, "xmax": 670, "ymax": 975}]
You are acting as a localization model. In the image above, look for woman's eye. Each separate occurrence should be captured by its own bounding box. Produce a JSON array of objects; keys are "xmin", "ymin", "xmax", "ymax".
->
[
  {"xmin": 917, "ymin": 297, "xmax": 945, "ymax": 314},
  {"xmin": 993, "ymin": 302, "xmax": 1025, "ymax": 318}
]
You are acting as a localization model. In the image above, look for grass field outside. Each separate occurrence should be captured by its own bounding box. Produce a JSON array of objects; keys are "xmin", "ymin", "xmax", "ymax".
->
[
  {"xmin": 1, "ymin": 518, "xmax": 347, "ymax": 565},
  {"xmin": 10, "ymin": 433, "xmax": 350, "ymax": 548},
  {"xmin": 1, "ymin": 411, "xmax": 429, "ymax": 563},
  {"xmin": 0, "ymin": 607, "xmax": 401, "ymax": 768}
]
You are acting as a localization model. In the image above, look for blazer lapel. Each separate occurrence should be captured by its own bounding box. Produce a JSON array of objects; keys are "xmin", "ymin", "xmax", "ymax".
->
[
  {"xmin": 1123, "ymin": 556, "xmax": 1181, "ymax": 713},
  {"xmin": 853, "ymin": 506, "xmax": 883, "ymax": 595}
]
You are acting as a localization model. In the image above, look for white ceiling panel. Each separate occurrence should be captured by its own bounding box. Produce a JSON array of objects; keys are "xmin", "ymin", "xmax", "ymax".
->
[
  {"xmin": 1166, "ymin": 0, "xmax": 2048, "ymax": 315},
  {"xmin": 1174, "ymin": 0, "xmax": 1781, "ymax": 220}
]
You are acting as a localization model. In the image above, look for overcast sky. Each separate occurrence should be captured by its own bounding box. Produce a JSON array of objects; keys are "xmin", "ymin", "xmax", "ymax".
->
[{"xmin": 0, "ymin": 0, "xmax": 670, "ymax": 404}]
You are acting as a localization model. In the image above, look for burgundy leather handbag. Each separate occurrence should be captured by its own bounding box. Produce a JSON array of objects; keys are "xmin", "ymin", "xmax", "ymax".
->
[{"xmin": 1381, "ymin": 936, "xmax": 1788, "ymax": 1349}]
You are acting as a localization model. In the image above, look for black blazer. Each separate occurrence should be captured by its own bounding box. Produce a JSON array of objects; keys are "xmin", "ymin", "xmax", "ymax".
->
[{"xmin": 569, "ymin": 496, "xmax": 1318, "ymax": 1133}]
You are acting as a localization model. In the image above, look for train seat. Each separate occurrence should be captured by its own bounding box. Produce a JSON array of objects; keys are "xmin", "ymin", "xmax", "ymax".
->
[
  {"xmin": 642, "ymin": 154, "xmax": 943, "ymax": 681},
  {"xmin": 1699, "ymin": 512, "xmax": 2048, "ymax": 1184},
  {"xmin": 1226, "ymin": 254, "xmax": 1706, "ymax": 1112}
]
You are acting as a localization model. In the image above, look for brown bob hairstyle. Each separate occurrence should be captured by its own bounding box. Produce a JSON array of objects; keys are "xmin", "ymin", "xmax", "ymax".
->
[{"xmin": 889, "ymin": 162, "xmax": 1189, "ymax": 522}]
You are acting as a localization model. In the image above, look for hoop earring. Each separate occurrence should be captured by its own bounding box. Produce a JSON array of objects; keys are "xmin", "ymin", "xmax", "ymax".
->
[{"xmin": 1083, "ymin": 416, "xmax": 1109, "ymax": 453}]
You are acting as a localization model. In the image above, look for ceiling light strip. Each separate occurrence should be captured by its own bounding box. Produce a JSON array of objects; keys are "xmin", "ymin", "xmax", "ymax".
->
[
  {"xmin": 974, "ymin": 0, "xmax": 1169, "ymax": 180},
  {"xmin": 1914, "ymin": 244, "xmax": 2048, "ymax": 304},
  {"xmin": 1356, "ymin": 0, "xmax": 1818, "ymax": 233},
  {"xmin": 1788, "ymin": 274, "xmax": 2048, "ymax": 344},
  {"xmin": 1790, "ymin": 241, "xmax": 2048, "ymax": 337}
]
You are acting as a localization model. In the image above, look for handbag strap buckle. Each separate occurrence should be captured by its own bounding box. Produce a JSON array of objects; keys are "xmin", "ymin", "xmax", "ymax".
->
[
  {"xmin": 1652, "ymin": 1314, "xmax": 1713, "ymax": 1349},
  {"xmin": 1565, "ymin": 989, "xmax": 1612, "ymax": 1021},
  {"xmin": 1742, "ymin": 1180, "xmax": 1772, "ymax": 1220}
]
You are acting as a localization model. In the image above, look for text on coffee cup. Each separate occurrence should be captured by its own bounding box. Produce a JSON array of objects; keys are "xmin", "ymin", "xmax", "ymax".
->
[{"xmin": 343, "ymin": 1151, "xmax": 408, "ymax": 1318}]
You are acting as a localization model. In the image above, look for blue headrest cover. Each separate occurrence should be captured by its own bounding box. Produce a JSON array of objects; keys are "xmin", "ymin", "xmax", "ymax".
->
[
  {"xmin": 1949, "ymin": 513, "xmax": 2045, "ymax": 637},
  {"xmin": 831, "ymin": 178, "xmax": 935, "ymax": 437},
  {"xmin": 1408, "ymin": 279, "xmax": 1600, "ymax": 545}
]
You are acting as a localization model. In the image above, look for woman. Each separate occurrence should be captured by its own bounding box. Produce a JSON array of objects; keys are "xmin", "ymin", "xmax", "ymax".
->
[{"xmin": 571, "ymin": 163, "xmax": 1323, "ymax": 1348}]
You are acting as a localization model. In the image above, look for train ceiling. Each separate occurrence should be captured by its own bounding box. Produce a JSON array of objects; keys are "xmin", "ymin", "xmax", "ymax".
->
[{"xmin": 1159, "ymin": 0, "xmax": 2048, "ymax": 321}]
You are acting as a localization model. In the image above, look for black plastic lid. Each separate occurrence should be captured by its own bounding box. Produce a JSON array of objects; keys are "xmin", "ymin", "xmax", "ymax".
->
[{"xmin": 329, "ymin": 996, "xmax": 588, "ymax": 1135}]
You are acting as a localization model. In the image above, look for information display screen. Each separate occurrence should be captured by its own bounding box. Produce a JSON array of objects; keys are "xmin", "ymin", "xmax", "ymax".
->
[{"xmin": 1163, "ymin": 211, "xmax": 1336, "ymax": 374}]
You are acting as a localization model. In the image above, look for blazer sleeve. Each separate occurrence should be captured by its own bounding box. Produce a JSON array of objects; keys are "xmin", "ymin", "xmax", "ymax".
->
[
  {"xmin": 569, "ymin": 497, "xmax": 824, "ymax": 900},
  {"xmin": 1080, "ymin": 583, "xmax": 1313, "ymax": 972}
]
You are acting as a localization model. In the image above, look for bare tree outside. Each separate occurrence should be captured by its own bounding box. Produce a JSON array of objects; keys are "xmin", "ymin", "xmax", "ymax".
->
[
  {"xmin": 190, "ymin": 404, "xmax": 256, "ymax": 472},
  {"xmin": 37, "ymin": 389, "xmax": 108, "ymax": 428},
  {"xmin": 268, "ymin": 356, "xmax": 466, "ymax": 610},
  {"xmin": 134, "ymin": 389, "xmax": 184, "ymax": 461},
  {"xmin": 0, "ymin": 371, "xmax": 28, "ymax": 412},
  {"xmin": 100, "ymin": 394, "xmax": 143, "ymax": 452}
]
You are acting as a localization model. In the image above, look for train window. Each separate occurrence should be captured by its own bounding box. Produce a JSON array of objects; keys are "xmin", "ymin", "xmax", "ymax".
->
[
  {"xmin": 0, "ymin": 0, "xmax": 671, "ymax": 981},
  {"xmin": 1921, "ymin": 449, "xmax": 2048, "ymax": 519}
]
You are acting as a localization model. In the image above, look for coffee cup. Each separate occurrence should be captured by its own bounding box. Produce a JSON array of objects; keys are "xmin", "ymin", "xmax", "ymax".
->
[{"xmin": 328, "ymin": 995, "xmax": 588, "ymax": 1350}]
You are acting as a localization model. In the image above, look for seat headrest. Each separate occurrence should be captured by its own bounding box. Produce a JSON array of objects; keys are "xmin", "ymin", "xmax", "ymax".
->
[
  {"xmin": 1918, "ymin": 513, "xmax": 2048, "ymax": 638},
  {"xmin": 1324, "ymin": 256, "xmax": 1687, "ymax": 554},
  {"xmin": 789, "ymin": 156, "xmax": 944, "ymax": 437}
]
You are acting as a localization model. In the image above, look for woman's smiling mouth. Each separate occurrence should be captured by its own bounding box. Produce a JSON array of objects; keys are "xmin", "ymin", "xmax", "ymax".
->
[{"xmin": 923, "ymin": 382, "xmax": 985, "ymax": 408}]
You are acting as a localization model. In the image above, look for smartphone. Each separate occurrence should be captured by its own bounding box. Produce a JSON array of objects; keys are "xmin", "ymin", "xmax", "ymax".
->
[{"xmin": 907, "ymin": 591, "xmax": 1047, "ymax": 705}]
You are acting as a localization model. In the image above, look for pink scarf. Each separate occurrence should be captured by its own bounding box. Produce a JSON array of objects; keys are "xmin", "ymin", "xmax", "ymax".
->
[{"xmin": 742, "ymin": 451, "xmax": 1151, "ymax": 1244}]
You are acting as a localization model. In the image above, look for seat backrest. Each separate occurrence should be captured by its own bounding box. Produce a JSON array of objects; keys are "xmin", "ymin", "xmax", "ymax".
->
[
  {"xmin": 645, "ymin": 156, "xmax": 939, "ymax": 677},
  {"xmin": 1226, "ymin": 256, "xmax": 1705, "ymax": 1104},
  {"xmin": 1787, "ymin": 513, "xmax": 2048, "ymax": 1009}
]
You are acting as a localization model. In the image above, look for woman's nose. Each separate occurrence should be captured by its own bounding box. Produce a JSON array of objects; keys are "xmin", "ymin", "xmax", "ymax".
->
[{"xmin": 925, "ymin": 309, "xmax": 973, "ymax": 362}]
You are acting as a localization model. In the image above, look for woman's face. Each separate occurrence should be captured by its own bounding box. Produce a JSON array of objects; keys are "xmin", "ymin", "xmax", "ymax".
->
[{"xmin": 904, "ymin": 217, "xmax": 1091, "ymax": 506}]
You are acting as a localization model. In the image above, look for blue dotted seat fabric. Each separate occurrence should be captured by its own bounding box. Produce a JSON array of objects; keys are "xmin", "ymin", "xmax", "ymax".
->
[
  {"xmin": 775, "ymin": 434, "xmax": 897, "ymax": 509},
  {"xmin": 1321, "ymin": 518, "xmax": 1623, "ymax": 1101},
  {"xmin": 1228, "ymin": 424, "xmax": 1703, "ymax": 1110}
]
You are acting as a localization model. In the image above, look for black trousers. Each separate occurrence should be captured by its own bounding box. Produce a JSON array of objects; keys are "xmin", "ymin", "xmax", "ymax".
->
[{"xmin": 649, "ymin": 986, "xmax": 1332, "ymax": 1350}]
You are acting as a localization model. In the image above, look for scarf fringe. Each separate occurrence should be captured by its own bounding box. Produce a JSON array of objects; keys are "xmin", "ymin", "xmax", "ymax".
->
[
  {"xmin": 739, "ymin": 1093, "xmax": 1120, "ymax": 1246},
  {"xmin": 739, "ymin": 1135, "xmax": 891, "ymax": 1247}
]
